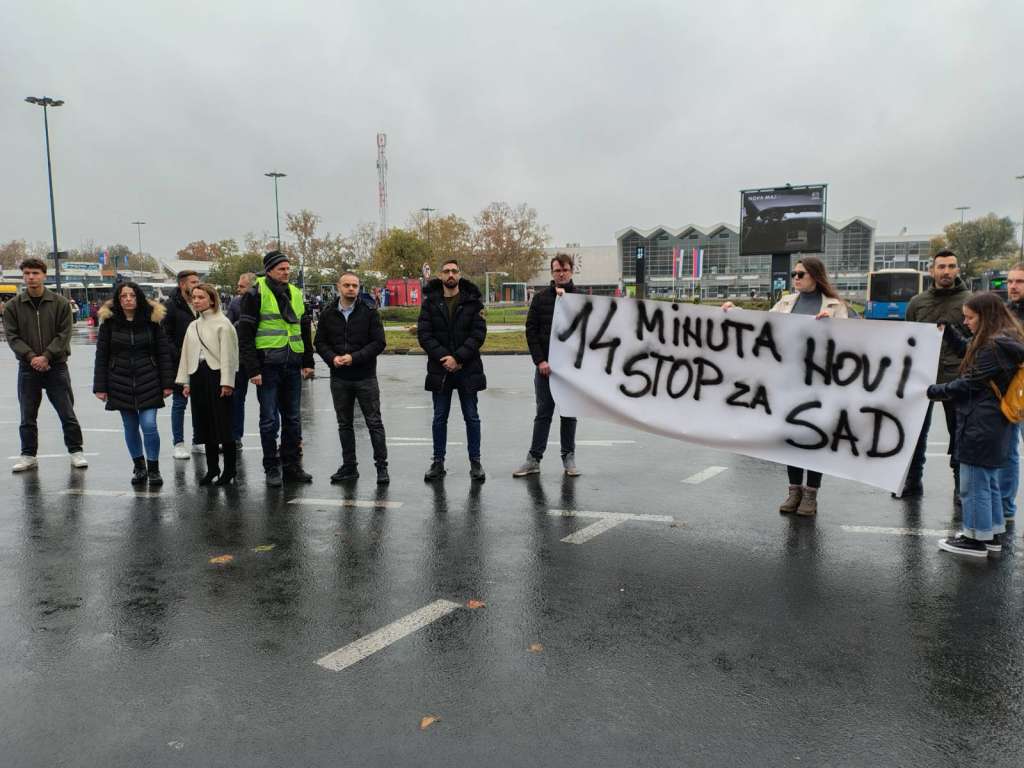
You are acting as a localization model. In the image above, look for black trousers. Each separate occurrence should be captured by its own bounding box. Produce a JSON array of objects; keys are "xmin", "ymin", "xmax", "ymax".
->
[
  {"xmin": 905, "ymin": 400, "xmax": 958, "ymax": 489},
  {"xmin": 18, "ymin": 362, "xmax": 84, "ymax": 456},
  {"xmin": 330, "ymin": 376, "xmax": 388, "ymax": 468}
]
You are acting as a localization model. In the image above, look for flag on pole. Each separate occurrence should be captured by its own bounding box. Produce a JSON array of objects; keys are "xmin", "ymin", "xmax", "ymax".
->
[
  {"xmin": 691, "ymin": 248, "xmax": 698, "ymax": 279},
  {"xmin": 671, "ymin": 246, "xmax": 678, "ymax": 279},
  {"xmin": 697, "ymin": 248, "xmax": 704, "ymax": 279}
]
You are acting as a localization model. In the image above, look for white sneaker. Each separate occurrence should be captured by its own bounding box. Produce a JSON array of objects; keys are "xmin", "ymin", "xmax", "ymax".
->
[
  {"xmin": 191, "ymin": 443, "xmax": 205, "ymax": 455},
  {"xmin": 69, "ymin": 452, "xmax": 89, "ymax": 469},
  {"xmin": 12, "ymin": 455, "xmax": 38, "ymax": 472},
  {"xmin": 173, "ymin": 443, "xmax": 191, "ymax": 460}
]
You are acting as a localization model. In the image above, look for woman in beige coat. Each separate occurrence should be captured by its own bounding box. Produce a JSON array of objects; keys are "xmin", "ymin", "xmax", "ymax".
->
[
  {"xmin": 723, "ymin": 255, "xmax": 848, "ymax": 516},
  {"xmin": 176, "ymin": 284, "xmax": 240, "ymax": 485}
]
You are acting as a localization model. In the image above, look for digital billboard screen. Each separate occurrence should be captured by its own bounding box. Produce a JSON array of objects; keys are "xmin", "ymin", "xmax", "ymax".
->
[{"xmin": 740, "ymin": 185, "xmax": 827, "ymax": 256}]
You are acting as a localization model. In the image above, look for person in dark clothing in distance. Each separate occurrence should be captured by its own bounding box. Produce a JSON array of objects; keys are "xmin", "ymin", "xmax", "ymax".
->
[
  {"xmin": 930, "ymin": 293, "xmax": 1024, "ymax": 557},
  {"xmin": 235, "ymin": 252, "xmax": 315, "ymax": 487},
  {"xmin": 162, "ymin": 270, "xmax": 201, "ymax": 460},
  {"xmin": 226, "ymin": 272, "xmax": 255, "ymax": 449},
  {"xmin": 4, "ymin": 258, "xmax": 88, "ymax": 472},
  {"xmin": 93, "ymin": 282, "xmax": 175, "ymax": 487},
  {"xmin": 315, "ymin": 272, "xmax": 389, "ymax": 485},
  {"xmin": 514, "ymin": 252, "xmax": 581, "ymax": 478},
  {"xmin": 417, "ymin": 260, "xmax": 487, "ymax": 483},
  {"xmin": 896, "ymin": 250, "xmax": 971, "ymax": 500}
]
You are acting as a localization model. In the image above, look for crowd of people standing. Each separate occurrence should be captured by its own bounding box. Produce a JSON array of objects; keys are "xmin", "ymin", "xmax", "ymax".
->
[{"xmin": 5, "ymin": 249, "xmax": 1024, "ymax": 561}]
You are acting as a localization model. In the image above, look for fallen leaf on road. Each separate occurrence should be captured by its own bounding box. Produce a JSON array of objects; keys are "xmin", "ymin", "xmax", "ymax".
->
[
  {"xmin": 208, "ymin": 555, "xmax": 234, "ymax": 565},
  {"xmin": 419, "ymin": 715, "xmax": 440, "ymax": 730},
  {"xmin": 528, "ymin": 643, "xmax": 544, "ymax": 653},
  {"xmin": 253, "ymin": 544, "xmax": 275, "ymax": 553},
  {"xmin": 466, "ymin": 599, "xmax": 486, "ymax": 609}
]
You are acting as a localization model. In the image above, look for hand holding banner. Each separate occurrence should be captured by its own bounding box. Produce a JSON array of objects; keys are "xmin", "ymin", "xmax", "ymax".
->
[{"xmin": 548, "ymin": 294, "xmax": 941, "ymax": 493}]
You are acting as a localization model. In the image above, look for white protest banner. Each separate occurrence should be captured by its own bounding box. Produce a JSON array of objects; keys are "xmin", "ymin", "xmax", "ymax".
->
[{"xmin": 548, "ymin": 294, "xmax": 942, "ymax": 493}]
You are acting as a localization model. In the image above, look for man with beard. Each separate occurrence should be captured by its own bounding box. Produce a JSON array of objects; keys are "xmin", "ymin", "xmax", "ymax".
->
[
  {"xmin": 163, "ymin": 270, "xmax": 201, "ymax": 460},
  {"xmin": 996, "ymin": 262, "xmax": 1024, "ymax": 519},
  {"xmin": 236, "ymin": 251, "xmax": 315, "ymax": 487},
  {"xmin": 417, "ymin": 260, "xmax": 487, "ymax": 483},
  {"xmin": 895, "ymin": 250, "xmax": 970, "ymax": 499}
]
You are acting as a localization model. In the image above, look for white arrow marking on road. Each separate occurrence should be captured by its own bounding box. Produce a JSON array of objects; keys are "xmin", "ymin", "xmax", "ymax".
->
[
  {"xmin": 841, "ymin": 525, "xmax": 951, "ymax": 537},
  {"xmin": 60, "ymin": 489, "xmax": 163, "ymax": 499},
  {"xmin": 681, "ymin": 466, "xmax": 728, "ymax": 484},
  {"xmin": 288, "ymin": 497, "xmax": 404, "ymax": 510},
  {"xmin": 548, "ymin": 508, "xmax": 674, "ymax": 544},
  {"xmin": 316, "ymin": 599, "xmax": 464, "ymax": 672}
]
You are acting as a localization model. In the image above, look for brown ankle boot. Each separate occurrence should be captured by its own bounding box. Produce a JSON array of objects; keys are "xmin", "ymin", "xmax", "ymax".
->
[
  {"xmin": 779, "ymin": 485, "xmax": 802, "ymax": 514},
  {"xmin": 796, "ymin": 487, "xmax": 818, "ymax": 516}
]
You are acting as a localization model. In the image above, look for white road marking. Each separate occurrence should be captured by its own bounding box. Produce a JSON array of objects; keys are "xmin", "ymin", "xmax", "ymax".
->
[
  {"xmin": 681, "ymin": 466, "xmax": 728, "ymax": 484},
  {"xmin": 81, "ymin": 428, "xmax": 122, "ymax": 433},
  {"xmin": 288, "ymin": 497, "xmax": 404, "ymax": 510},
  {"xmin": 925, "ymin": 453, "xmax": 949, "ymax": 457},
  {"xmin": 547, "ymin": 440, "xmax": 638, "ymax": 447},
  {"xmin": 548, "ymin": 508, "xmax": 674, "ymax": 544},
  {"xmin": 8, "ymin": 452, "xmax": 100, "ymax": 460},
  {"xmin": 841, "ymin": 525, "xmax": 950, "ymax": 537},
  {"xmin": 404, "ymin": 405, "xmax": 431, "ymax": 410},
  {"xmin": 60, "ymin": 489, "xmax": 163, "ymax": 499},
  {"xmin": 316, "ymin": 599, "xmax": 463, "ymax": 672}
]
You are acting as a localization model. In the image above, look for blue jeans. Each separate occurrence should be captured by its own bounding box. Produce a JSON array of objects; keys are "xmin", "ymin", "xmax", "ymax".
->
[
  {"xmin": 431, "ymin": 388, "xmax": 481, "ymax": 462},
  {"xmin": 171, "ymin": 386, "xmax": 199, "ymax": 446},
  {"xmin": 960, "ymin": 462, "xmax": 1005, "ymax": 541},
  {"xmin": 120, "ymin": 408, "xmax": 160, "ymax": 461},
  {"xmin": 996, "ymin": 424, "xmax": 1021, "ymax": 518},
  {"xmin": 256, "ymin": 362, "xmax": 303, "ymax": 470},
  {"xmin": 231, "ymin": 369, "xmax": 249, "ymax": 442}
]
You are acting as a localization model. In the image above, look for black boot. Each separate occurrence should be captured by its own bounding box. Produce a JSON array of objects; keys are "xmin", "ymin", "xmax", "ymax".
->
[
  {"xmin": 216, "ymin": 443, "xmax": 237, "ymax": 486},
  {"xmin": 131, "ymin": 456, "xmax": 147, "ymax": 486},
  {"xmin": 469, "ymin": 460, "xmax": 486, "ymax": 483},
  {"xmin": 376, "ymin": 464, "xmax": 390, "ymax": 485},
  {"xmin": 283, "ymin": 464, "xmax": 313, "ymax": 483},
  {"xmin": 199, "ymin": 443, "xmax": 220, "ymax": 486},
  {"xmin": 146, "ymin": 459, "xmax": 163, "ymax": 487},
  {"xmin": 424, "ymin": 460, "xmax": 446, "ymax": 482}
]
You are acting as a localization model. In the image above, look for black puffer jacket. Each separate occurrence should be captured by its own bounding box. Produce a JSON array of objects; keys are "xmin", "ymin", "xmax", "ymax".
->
[
  {"xmin": 93, "ymin": 300, "xmax": 175, "ymax": 411},
  {"xmin": 417, "ymin": 278, "xmax": 487, "ymax": 392},
  {"xmin": 1008, "ymin": 299, "xmax": 1024, "ymax": 324},
  {"xmin": 315, "ymin": 295, "xmax": 386, "ymax": 381},
  {"xmin": 927, "ymin": 334, "xmax": 1024, "ymax": 467},
  {"xmin": 526, "ymin": 280, "xmax": 575, "ymax": 365}
]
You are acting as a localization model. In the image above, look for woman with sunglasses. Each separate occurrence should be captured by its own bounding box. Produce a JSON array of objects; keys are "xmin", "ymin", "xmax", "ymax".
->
[{"xmin": 723, "ymin": 255, "xmax": 848, "ymax": 515}]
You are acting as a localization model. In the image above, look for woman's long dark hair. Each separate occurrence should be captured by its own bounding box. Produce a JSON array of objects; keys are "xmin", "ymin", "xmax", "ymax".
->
[
  {"xmin": 111, "ymin": 281, "xmax": 152, "ymax": 322},
  {"xmin": 960, "ymin": 291, "xmax": 1024, "ymax": 373},
  {"xmin": 795, "ymin": 255, "xmax": 840, "ymax": 300}
]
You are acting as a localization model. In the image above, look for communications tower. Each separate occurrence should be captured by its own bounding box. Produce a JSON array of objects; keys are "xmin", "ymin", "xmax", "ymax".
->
[{"xmin": 376, "ymin": 133, "xmax": 388, "ymax": 237}]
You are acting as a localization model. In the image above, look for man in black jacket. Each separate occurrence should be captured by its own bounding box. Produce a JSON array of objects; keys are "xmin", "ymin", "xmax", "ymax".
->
[
  {"xmin": 162, "ymin": 270, "xmax": 200, "ymax": 460},
  {"xmin": 417, "ymin": 260, "xmax": 487, "ymax": 482},
  {"xmin": 514, "ymin": 253, "xmax": 580, "ymax": 477},
  {"xmin": 315, "ymin": 272, "xmax": 389, "ymax": 484},
  {"xmin": 998, "ymin": 262, "xmax": 1024, "ymax": 519}
]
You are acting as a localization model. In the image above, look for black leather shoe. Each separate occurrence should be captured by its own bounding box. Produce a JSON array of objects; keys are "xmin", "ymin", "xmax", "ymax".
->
[
  {"xmin": 331, "ymin": 465, "xmax": 359, "ymax": 483},
  {"xmin": 283, "ymin": 465, "xmax": 313, "ymax": 483},
  {"xmin": 376, "ymin": 466, "xmax": 390, "ymax": 485},
  {"xmin": 469, "ymin": 460, "xmax": 486, "ymax": 483},
  {"xmin": 131, "ymin": 457, "xmax": 147, "ymax": 487},
  {"xmin": 265, "ymin": 466, "xmax": 283, "ymax": 487},
  {"xmin": 424, "ymin": 461, "xmax": 446, "ymax": 482},
  {"xmin": 146, "ymin": 460, "xmax": 163, "ymax": 487}
]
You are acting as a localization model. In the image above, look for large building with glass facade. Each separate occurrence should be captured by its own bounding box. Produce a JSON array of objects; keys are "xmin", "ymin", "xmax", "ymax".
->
[
  {"xmin": 616, "ymin": 217, "xmax": 877, "ymax": 300},
  {"xmin": 872, "ymin": 234, "xmax": 938, "ymax": 272}
]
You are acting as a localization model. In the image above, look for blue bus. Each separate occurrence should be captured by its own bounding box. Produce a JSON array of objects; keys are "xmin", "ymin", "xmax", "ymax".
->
[{"xmin": 865, "ymin": 269, "xmax": 928, "ymax": 320}]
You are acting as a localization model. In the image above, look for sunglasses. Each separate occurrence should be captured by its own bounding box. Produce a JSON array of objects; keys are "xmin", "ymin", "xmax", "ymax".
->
[{"xmin": 790, "ymin": 271, "xmax": 807, "ymax": 279}]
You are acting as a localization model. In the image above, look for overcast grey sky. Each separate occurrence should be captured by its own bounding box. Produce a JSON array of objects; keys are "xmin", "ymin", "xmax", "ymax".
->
[{"xmin": 4, "ymin": 0, "xmax": 1023, "ymax": 258}]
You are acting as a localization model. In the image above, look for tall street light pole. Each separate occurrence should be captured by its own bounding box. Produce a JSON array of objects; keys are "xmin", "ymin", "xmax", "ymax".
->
[
  {"xmin": 265, "ymin": 171, "xmax": 286, "ymax": 251},
  {"xmin": 132, "ymin": 220, "xmax": 146, "ymax": 268},
  {"xmin": 420, "ymin": 207, "xmax": 436, "ymax": 252},
  {"xmin": 25, "ymin": 96, "xmax": 65, "ymax": 291},
  {"xmin": 1016, "ymin": 175, "xmax": 1024, "ymax": 257},
  {"xmin": 955, "ymin": 205, "xmax": 970, "ymax": 226}
]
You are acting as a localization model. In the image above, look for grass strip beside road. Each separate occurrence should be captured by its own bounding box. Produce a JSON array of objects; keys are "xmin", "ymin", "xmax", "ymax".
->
[{"xmin": 385, "ymin": 329, "xmax": 529, "ymax": 354}]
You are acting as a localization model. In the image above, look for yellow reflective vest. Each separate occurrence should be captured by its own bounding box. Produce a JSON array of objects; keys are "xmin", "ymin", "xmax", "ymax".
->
[{"xmin": 254, "ymin": 277, "xmax": 305, "ymax": 353}]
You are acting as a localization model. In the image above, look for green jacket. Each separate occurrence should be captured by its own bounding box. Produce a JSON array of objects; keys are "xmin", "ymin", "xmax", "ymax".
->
[
  {"xmin": 905, "ymin": 277, "xmax": 970, "ymax": 384},
  {"xmin": 3, "ymin": 289, "xmax": 74, "ymax": 365}
]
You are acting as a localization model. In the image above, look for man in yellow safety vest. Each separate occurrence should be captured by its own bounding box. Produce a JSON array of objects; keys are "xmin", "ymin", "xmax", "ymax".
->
[{"xmin": 237, "ymin": 250, "xmax": 315, "ymax": 487}]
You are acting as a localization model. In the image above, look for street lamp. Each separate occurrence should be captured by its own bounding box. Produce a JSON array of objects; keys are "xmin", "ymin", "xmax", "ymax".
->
[
  {"xmin": 955, "ymin": 205, "xmax": 971, "ymax": 226},
  {"xmin": 25, "ymin": 95, "xmax": 65, "ymax": 291},
  {"xmin": 132, "ymin": 221, "xmax": 146, "ymax": 272},
  {"xmin": 420, "ymin": 207, "xmax": 436, "ymax": 251},
  {"xmin": 264, "ymin": 171, "xmax": 286, "ymax": 251},
  {"xmin": 1016, "ymin": 175, "xmax": 1024, "ymax": 257},
  {"xmin": 484, "ymin": 271, "xmax": 509, "ymax": 305}
]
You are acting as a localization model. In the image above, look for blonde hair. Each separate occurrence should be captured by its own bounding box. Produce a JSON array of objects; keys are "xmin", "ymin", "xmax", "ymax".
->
[{"xmin": 191, "ymin": 283, "xmax": 220, "ymax": 312}]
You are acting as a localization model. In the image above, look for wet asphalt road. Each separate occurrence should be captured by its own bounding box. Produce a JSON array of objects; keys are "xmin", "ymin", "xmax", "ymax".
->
[{"xmin": 1, "ymin": 327, "xmax": 1023, "ymax": 767}]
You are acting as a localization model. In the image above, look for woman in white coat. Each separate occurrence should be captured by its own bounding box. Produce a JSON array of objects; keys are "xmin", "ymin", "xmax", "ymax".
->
[{"xmin": 176, "ymin": 283, "xmax": 240, "ymax": 485}]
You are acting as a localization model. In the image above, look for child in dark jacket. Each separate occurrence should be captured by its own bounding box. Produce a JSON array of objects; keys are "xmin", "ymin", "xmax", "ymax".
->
[{"xmin": 928, "ymin": 292, "xmax": 1024, "ymax": 558}]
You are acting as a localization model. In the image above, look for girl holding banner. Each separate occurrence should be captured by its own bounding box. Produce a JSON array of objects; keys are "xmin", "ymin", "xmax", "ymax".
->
[
  {"xmin": 929, "ymin": 293, "xmax": 1024, "ymax": 558},
  {"xmin": 723, "ymin": 255, "xmax": 848, "ymax": 516}
]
